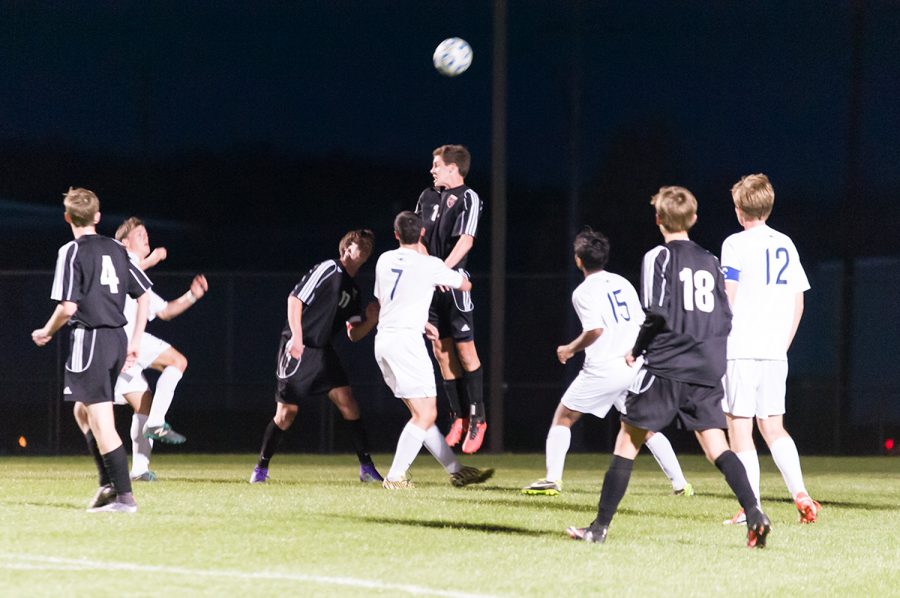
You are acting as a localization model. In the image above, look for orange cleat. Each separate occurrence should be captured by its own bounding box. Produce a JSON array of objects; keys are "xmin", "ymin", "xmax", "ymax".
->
[
  {"xmin": 445, "ymin": 418, "xmax": 468, "ymax": 447},
  {"xmin": 794, "ymin": 492, "xmax": 821, "ymax": 524},
  {"xmin": 461, "ymin": 418, "xmax": 487, "ymax": 454}
]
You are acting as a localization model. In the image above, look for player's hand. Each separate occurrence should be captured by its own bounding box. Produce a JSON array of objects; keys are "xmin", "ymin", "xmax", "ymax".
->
[
  {"xmin": 289, "ymin": 340, "xmax": 304, "ymax": 360},
  {"xmin": 625, "ymin": 354, "xmax": 636, "ymax": 367},
  {"xmin": 31, "ymin": 328, "xmax": 52, "ymax": 347},
  {"xmin": 151, "ymin": 247, "xmax": 167, "ymax": 264},
  {"xmin": 123, "ymin": 347, "xmax": 138, "ymax": 372},
  {"xmin": 556, "ymin": 345, "xmax": 574, "ymax": 364},
  {"xmin": 190, "ymin": 274, "xmax": 209, "ymax": 299},
  {"xmin": 424, "ymin": 322, "xmax": 440, "ymax": 341}
]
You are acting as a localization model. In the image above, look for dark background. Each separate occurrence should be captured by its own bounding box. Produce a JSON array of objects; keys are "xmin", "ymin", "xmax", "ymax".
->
[{"xmin": 2, "ymin": 1, "xmax": 898, "ymax": 456}]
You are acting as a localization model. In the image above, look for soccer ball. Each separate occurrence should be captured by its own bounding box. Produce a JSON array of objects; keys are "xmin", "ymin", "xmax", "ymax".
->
[{"xmin": 433, "ymin": 37, "xmax": 473, "ymax": 77}]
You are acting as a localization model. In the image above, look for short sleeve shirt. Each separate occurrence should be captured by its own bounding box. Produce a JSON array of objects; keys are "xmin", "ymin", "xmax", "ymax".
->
[
  {"xmin": 415, "ymin": 184, "xmax": 482, "ymax": 267},
  {"xmin": 283, "ymin": 259, "xmax": 363, "ymax": 348},
  {"xmin": 720, "ymin": 224, "xmax": 809, "ymax": 360},
  {"xmin": 573, "ymin": 271, "xmax": 644, "ymax": 371}
]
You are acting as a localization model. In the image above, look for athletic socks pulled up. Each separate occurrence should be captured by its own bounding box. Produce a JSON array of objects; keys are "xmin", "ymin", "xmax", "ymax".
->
[
  {"xmin": 545, "ymin": 425, "xmax": 571, "ymax": 482},
  {"xmin": 595, "ymin": 455, "xmax": 635, "ymax": 527},
  {"xmin": 146, "ymin": 366, "xmax": 183, "ymax": 428},
  {"xmin": 85, "ymin": 431, "xmax": 111, "ymax": 487},
  {"xmin": 101, "ymin": 445, "xmax": 133, "ymax": 495},
  {"xmin": 386, "ymin": 422, "xmax": 427, "ymax": 481},
  {"xmin": 342, "ymin": 418, "xmax": 374, "ymax": 466},
  {"xmin": 257, "ymin": 419, "xmax": 286, "ymax": 470},
  {"xmin": 715, "ymin": 450, "xmax": 760, "ymax": 514}
]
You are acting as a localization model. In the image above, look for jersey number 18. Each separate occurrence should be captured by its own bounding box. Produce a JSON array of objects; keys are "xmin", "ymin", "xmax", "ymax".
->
[{"xmin": 679, "ymin": 267, "xmax": 715, "ymax": 313}]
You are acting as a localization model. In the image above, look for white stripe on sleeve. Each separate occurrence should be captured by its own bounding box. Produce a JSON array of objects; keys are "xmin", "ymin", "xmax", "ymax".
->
[
  {"xmin": 298, "ymin": 261, "xmax": 337, "ymax": 304},
  {"xmin": 463, "ymin": 190, "xmax": 481, "ymax": 236}
]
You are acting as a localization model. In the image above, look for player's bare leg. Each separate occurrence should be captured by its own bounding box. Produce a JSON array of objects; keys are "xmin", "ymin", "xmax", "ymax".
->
[
  {"xmin": 758, "ymin": 415, "xmax": 819, "ymax": 523},
  {"xmin": 144, "ymin": 347, "xmax": 188, "ymax": 443},
  {"xmin": 327, "ymin": 386, "xmax": 382, "ymax": 482},
  {"xmin": 696, "ymin": 428, "xmax": 771, "ymax": 547}
]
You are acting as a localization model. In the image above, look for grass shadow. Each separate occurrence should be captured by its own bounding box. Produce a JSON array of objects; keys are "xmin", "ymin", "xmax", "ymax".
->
[{"xmin": 340, "ymin": 513, "xmax": 556, "ymax": 538}]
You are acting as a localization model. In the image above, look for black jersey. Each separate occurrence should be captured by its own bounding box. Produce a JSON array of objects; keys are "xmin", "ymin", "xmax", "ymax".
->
[
  {"xmin": 282, "ymin": 259, "xmax": 363, "ymax": 348},
  {"xmin": 414, "ymin": 184, "xmax": 482, "ymax": 268},
  {"xmin": 637, "ymin": 240, "xmax": 732, "ymax": 386},
  {"xmin": 50, "ymin": 234, "xmax": 152, "ymax": 329}
]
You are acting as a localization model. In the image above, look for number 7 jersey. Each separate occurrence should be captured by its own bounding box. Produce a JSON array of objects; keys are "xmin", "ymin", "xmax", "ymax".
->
[{"xmin": 639, "ymin": 239, "xmax": 732, "ymax": 386}]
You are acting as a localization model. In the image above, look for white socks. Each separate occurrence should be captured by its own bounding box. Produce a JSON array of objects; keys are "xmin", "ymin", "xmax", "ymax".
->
[
  {"xmin": 770, "ymin": 436, "xmax": 807, "ymax": 498},
  {"xmin": 130, "ymin": 413, "xmax": 153, "ymax": 476},
  {"xmin": 387, "ymin": 422, "xmax": 426, "ymax": 481},
  {"xmin": 736, "ymin": 450, "xmax": 761, "ymax": 504},
  {"xmin": 645, "ymin": 432, "xmax": 688, "ymax": 492},
  {"xmin": 423, "ymin": 425, "xmax": 461, "ymax": 474},
  {"xmin": 545, "ymin": 425, "xmax": 571, "ymax": 482},
  {"xmin": 146, "ymin": 366, "xmax": 183, "ymax": 428}
]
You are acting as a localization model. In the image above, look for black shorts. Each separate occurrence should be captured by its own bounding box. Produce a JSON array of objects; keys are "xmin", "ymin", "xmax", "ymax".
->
[
  {"xmin": 275, "ymin": 342, "xmax": 349, "ymax": 404},
  {"xmin": 622, "ymin": 368, "xmax": 726, "ymax": 432},
  {"xmin": 428, "ymin": 280, "xmax": 475, "ymax": 342},
  {"xmin": 64, "ymin": 326, "xmax": 127, "ymax": 405}
]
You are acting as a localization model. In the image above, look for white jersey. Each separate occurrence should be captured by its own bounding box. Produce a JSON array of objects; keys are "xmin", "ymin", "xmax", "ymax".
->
[
  {"xmin": 721, "ymin": 224, "xmax": 809, "ymax": 360},
  {"xmin": 374, "ymin": 247, "xmax": 464, "ymax": 332},
  {"xmin": 573, "ymin": 270, "xmax": 644, "ymax": 373},
  {"xmin": 122, "ymin": 252, "xmax": 167, "ymax": 339}
]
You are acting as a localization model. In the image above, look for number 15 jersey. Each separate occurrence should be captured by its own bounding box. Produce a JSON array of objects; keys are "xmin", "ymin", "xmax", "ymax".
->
[{"xmin": 639, "ymin": 240, "xmax": 732, "ymax": 386}]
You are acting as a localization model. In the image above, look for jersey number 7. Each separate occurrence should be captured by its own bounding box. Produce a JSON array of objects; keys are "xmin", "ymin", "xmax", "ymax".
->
[{"xmin": 390, "ymin": 268, "xmax": 404, "ymax": 299}]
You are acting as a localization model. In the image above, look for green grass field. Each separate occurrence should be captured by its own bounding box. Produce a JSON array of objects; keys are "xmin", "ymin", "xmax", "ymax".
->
[{"xmin": 1, "ymin": 453, "xmax": 897, "ymax": 596}]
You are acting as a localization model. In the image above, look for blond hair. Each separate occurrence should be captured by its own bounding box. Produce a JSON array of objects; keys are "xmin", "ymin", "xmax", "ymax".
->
[
  {"xmin": 62, "ymin": 187, "xmax": 100, "ymax": 227},
  {"xmin": 731, "ymin": 173, "xmax": 774, "ymax": 220},
  {"xmin": 115, "ymin": 216, "xmax": 145, "ymax": 242},
  {"xmin": 339, "ymin": 229, "xmax": 375, "ymax": 257},
  {"xmin": 651, "ymin": 186, "xmax": 697, "ymax": 233}
]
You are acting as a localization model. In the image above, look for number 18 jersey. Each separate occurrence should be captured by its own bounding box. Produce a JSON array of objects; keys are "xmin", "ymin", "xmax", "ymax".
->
[{"xmin": 639, "ymin": 240, "xmax": 732, "ymax": 386}]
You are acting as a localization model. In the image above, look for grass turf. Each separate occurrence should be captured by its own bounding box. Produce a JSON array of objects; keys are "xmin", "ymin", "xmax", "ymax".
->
[{"xmin": 1, "ymin": 453, "xmax": 897, "ymax": 596}]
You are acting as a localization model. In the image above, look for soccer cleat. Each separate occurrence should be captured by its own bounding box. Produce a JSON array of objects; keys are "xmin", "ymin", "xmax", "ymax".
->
[
  {"xmin": 566, "ymin": 524, "xmax": 608, "ymax": 544},
  {"xmin": 87, "ymin": 498, "xmax": 138, "ymax": 514},
  {"xmin": 87, "ymin": 484, "xmax": 117, "ymax": 509},
  {"xmin": 444, "ymin": 418, "xmax": 467, "ymax": 447},
  {"xmin": 746, "ymin": 507, "xmax": 772, "ymax": 549},
  {"xmin": 382, "ymin": 477, "xmax": 414, "ymax": 489},
  {"xmin": 723, "ymin": 508, "xmax": 747, "ymax": 525},
  {"xmin": 249, "ymin": 466, "xmax": 269, "ymax": 484},
  {"xmin": 143, "ymin": 422, "xmax": 186, "ymax": 445},
  {"xmin": 674, "ymin": 482, "xmax": 694, "ymax": 496},
  {"xmin": 461, "ymin": 418, "xmax": 487, "ymax": 454},
  {"xmin": 794, "ymin": 492, "xmax": 821, "ymax": 524},
  {"xmin": 359, "ymin": 463, "xmax": 384, "ymax": 483},
  {"xmin": 522, "ymin": 479, "xmax": 562, "ymax": 496},
  {"xmin": 131, "ymin": 470, "xmax": 157, "ymax": 482},
  {"xmin": 449, "ymin": 466, "xmax": 494, "ymax": 488}
]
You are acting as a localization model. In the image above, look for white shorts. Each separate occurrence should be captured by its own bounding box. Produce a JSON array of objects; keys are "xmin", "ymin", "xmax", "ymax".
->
[
  {"xmin": 114, "ymin": 364, "xmax": 149, "ymax": 405},
  {"xmin": 374, "ymin": 330, "xmax": 436, "ymax": 399},
  {"xmin": 561, "ymin": 359, "xmax": 638, "ymax": 418},
  {"xmin": 724, "ymin": 359, "xmax": 788, "ymax": 418},
  {"xmin": 133, "ymin": 332, "xmax": 171, "ymax": 370}
]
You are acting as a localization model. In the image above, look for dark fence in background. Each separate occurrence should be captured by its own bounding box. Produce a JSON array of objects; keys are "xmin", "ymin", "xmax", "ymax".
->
[{"xmin": 2, "ymin": 260, "xmax": 898, "ymax": 457}]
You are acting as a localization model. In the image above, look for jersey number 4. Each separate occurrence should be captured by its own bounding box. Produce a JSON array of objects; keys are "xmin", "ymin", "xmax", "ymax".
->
[
  {"xmin": 100, "ymin": 255, "xmax": 120, "ymax": 294},
  {"xmin": 678, "ymin": 267, "xmax": 715, "ymax": 313}
]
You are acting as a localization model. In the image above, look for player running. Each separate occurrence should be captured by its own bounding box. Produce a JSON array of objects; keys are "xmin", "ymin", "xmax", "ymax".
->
[{"xmin": 522, "ymin": 228, "xmax": 692, "ymax": 497}]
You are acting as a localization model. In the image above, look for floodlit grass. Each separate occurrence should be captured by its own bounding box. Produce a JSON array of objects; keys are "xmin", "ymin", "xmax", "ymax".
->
[{"xmin": 1, "ymin": 453, "xmax": 897, "ymax": 596}]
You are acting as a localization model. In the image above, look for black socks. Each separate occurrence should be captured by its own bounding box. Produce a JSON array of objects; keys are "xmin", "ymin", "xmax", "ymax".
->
[
  {"xmin": 595, "ymin": 455, "xmax": 635, "ymax": 527},
  {"xmin": 257, "ymin": 419, "xmax": 285, "ymax": 469}
]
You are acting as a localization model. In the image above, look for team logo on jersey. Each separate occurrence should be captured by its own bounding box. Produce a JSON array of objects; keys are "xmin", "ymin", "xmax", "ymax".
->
[{"xmin": 446, "ymin": 194, "xmax": 458, "ymax": 208}]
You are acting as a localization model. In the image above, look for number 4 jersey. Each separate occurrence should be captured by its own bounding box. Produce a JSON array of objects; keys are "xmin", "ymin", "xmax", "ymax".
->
[
  {"xmin": 721, "ymin": 224, "xmax": 809, "ymax": 361},
  {"xmin": 639, "ymin": 240, "xmax": 732, "ymax": 386}
]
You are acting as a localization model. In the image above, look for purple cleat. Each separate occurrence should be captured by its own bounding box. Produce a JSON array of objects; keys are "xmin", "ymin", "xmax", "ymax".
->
[
  {"xmin": 249, "ymin": 466, "xmax": 269, "ymax": 484},
  {"xmin": 359, "ymin": 463, "xmax": 384, "ymax": 483}
]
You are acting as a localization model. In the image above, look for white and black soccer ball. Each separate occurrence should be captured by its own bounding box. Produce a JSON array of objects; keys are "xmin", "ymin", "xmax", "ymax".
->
[{"xmin": 433, "ymin": 37, "xmax": 473, "ymax": 77}]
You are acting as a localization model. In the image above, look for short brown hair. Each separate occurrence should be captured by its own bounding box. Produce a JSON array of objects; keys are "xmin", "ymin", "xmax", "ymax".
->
[
  {"xmin": 394, "ymin": 211, "xmax": 423, "ymax": 244},
  {"xmin": 63, "ymin": 187, "xmax": 100, "ymax": 227},
  {"xmin": 433, "ymin": 144, "xmax": 471, "ymax": 177},
  {"xmin": 115, "ymin": 216, "xmax": 145, "ymax": 242},
  {"xmin": 651, "ymin": 186, "xmax": 697, "ymax": 233},
  {"xmin": 731, "ymin": 173, "xmax": 774, "ymax": 220},
  {"xmin": 339, "ymin": 229, "xmax": 375, "ymax": 257}
]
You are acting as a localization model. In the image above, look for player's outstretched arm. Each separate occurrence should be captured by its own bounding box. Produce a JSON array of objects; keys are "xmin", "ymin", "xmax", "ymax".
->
[
  {"xmin": 347, "ymin": 301, "xmax": 379, "ymax": 342},
  {"xmin": 443, "ymin": 234, "xmax": 474, "ymax": 270},
  {"xmin": 157, "ymin": 274, "xmax": 209, "ymax": 321},
  {"xmin": 31, "ymin": 302, "xmax": 77, "ymax": 346}
]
